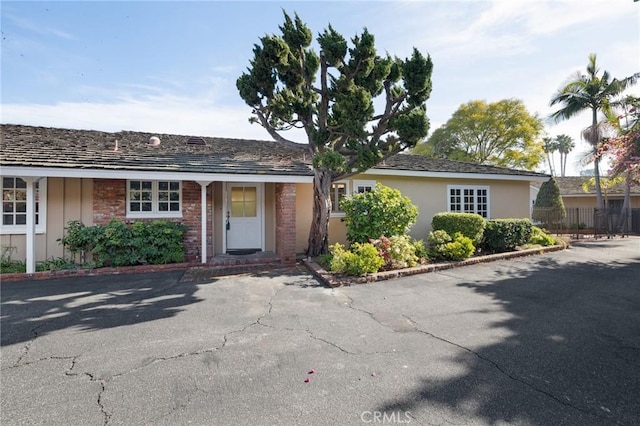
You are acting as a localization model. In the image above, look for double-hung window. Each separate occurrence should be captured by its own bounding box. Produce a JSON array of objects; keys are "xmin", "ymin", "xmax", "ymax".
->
[
  {"xmin": 1, "ymin": 177, "xmax": 47, "ymax": 234},
  {"xmin": 127, "ymin": 180, "xmax": 181, "ymax": 218},
  {"xmin": 448, "ymin": 185, "xmax": 489, "ymax": 218},
  {"xmin": 330, "ymin": 181, "xmax": 349, "ymax": 214}
]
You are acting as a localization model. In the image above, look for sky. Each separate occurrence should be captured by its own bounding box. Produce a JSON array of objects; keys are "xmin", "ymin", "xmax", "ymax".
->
[{"xmin": 1, "ymin": 0, "xmax": 639, "ymax": 176}]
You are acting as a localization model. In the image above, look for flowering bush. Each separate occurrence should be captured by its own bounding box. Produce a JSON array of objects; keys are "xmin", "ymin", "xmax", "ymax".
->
[{"xmin": 371, "ymin": 235, "xmax": 418, "ymax": 270}]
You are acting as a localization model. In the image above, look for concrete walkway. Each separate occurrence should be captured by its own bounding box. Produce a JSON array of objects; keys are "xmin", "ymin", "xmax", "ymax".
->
[{"xmin": 2, "ymin": 237, "xmax": 639, "ymax": 425}]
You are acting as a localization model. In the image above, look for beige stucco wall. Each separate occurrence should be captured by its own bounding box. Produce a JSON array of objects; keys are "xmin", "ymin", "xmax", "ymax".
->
[
  {"xmin": 562, "ymin": 195, "xmax": 640, "ymax": 209},
  {"xmin": 1, "ymin": 177, "xmax": 93, "ymax": 263},
  {"xmin": 295, "ymin": 175, "xmax": 533, "ymax": 252}
]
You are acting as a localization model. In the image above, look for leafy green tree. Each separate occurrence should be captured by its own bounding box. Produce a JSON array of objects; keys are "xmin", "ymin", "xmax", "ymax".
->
[
  {"xmin": 413, "ymin": 99, "xmax": 544, "ymax": 170},
  {"xmin": 549, "ymin": 53, "xmax": 639, "ymax": 208},
  {"xmin": 236, "ymin": 12, "xmax": 433, "ymax": 255},
  {"xmin": 581, "ymin": 175, "xmax": 624, "ymax": 208},
  {"xmin": 339, "ymin": 183, "xmax": 418, "ymax": 244},
  {"xmin": 532, "ymin": 177, "xmax": 566, "ymax": 225}
]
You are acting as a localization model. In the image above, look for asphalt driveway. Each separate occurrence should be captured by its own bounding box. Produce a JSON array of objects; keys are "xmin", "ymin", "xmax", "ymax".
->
[{"xmin": 2, "ymin": 237, "xmax": 639, "ymax": 425}]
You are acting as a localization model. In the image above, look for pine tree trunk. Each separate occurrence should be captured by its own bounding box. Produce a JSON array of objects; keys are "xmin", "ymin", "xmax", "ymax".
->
[{"xmin": 306, "ymin": 168, "xmax": 333, "ymax": 256}]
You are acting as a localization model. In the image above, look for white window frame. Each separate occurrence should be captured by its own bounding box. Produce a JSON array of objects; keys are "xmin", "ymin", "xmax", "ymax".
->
[
  {"xmin": 1, "ymin": 177, "xmax": 47, "ymax": 235},
  {"xmin": 353, "ymin": 180, "xmax": 377, "ymax": 194},
  {"xmin": 330, "ymin": 180, "xmax": 349, "ymax": 217},
  {"xmin": 126, "ymin": 180, "xmax": 182, "ymax": 219},
  {"xmin": 447, "ymin": 185, "xmax": 490, "ymax": 218}
]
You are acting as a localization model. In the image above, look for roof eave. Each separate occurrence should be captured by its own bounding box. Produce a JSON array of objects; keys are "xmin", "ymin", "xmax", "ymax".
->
[
  {"xmin": 365, "ymin": 168, "xmax": 549, "ymax": 182},
  {"xmin": 0, "ymin": 165, "xmax": 314, "ymax": 183}
]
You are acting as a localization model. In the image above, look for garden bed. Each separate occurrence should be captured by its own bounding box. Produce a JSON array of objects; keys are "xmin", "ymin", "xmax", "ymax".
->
[{"xmin": 304, "ymin": 243, "xmax": 567, "ymax": 287}]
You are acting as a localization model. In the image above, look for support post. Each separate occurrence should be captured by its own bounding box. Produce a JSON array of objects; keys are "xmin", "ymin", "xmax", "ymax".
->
[
  {"xmin": 24, "ymin": 177, "xmax": 40, "ymax": 274},
  {"xmin": 196, "ymin": 181, "xmax": 212, "ymax": 264}
]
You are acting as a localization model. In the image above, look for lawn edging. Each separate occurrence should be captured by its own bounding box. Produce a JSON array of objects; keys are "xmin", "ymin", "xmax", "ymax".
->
[{"xmin": 303, "ymin": 244, "xmax": 566, "ymax": 288}]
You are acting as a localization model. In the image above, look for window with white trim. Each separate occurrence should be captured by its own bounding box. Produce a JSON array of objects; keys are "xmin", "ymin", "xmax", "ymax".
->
[
  {"xmin": 353, "ymin": 180, "xmax": 376, "ymax": 194},
  {"xmin": 1, "ymin": 177, "xmax": 47, "ymax": 234},
  {"xmin": 330, "ymin": 181, "xmax": 349, "ymax": 214},
  {"xmin": 127, "ymin": 180, "xmax": 181, "ymax": 218},
  {"xmin": 448, "ymin": 185, "xmax": 489, "ymax": 218}
]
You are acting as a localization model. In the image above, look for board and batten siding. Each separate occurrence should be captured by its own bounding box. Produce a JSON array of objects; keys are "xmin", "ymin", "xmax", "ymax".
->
[{"xmin": 1, "ymin": 177, "xmax": 93, "ymax": 263}]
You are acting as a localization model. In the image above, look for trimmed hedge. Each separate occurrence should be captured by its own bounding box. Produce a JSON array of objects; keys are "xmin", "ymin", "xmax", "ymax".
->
[
  {"xmin": 481, "ymin": 219, "xmax": 533, "ymax": 253},
  {"xmin": 431, "ymin": 212, "xmax": 485, "ymax": 244}
]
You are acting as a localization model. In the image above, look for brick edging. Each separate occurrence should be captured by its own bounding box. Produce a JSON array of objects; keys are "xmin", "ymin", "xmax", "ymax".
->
[
  {"xmin": 0, "ymin": 262, "xmax": 195, "ymax": 283},
  {"xmin": 303, "ymin": 244, "xmax": 567, "ymax": 288}
]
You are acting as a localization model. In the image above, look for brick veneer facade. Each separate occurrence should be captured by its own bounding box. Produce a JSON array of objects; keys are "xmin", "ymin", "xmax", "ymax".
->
[
  {"xmin": 93, "ymin": 179, "xmax": 207, "ymax": 262},
  {"xmin": 92, "ymin": 179, "xmax": 295, "ymax": 265},
  {"xmin": 275, "ymin": 183, "xmax": 297, "ymax": 265}
]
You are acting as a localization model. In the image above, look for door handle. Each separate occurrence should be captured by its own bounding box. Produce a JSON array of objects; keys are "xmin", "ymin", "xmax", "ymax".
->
[{"xmin": 226, "ymin": 211, "xmax": 230, "ymax": 230}]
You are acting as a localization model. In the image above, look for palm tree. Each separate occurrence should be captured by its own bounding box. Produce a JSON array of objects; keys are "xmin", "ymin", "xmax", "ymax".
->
[
  {"xmin": 549, "ymin": 53, "xmax": 639, "ymax": 208},
  {"xmin": 542, "ymin": 136, "xmax": 558, "ymax": 176},
  {"xmin": 555, "ymin": 134, "xmax": 574, "ymax": 177}
]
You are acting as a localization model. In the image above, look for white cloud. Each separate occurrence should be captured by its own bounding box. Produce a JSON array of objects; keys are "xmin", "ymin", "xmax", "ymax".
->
[
  {"xmin": 4, "ymin": 13, "xmax": 74, "ymax": 40},
  {"xmin": 0, "ymin": 97, "xmax": 283, "ymax": 142}
]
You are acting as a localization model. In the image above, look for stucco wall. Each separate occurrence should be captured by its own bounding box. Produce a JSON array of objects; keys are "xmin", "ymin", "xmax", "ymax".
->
[
  {"xmin": 2, "ymin": 177, "xmax": 93, "ymax": 263},
  {"xmin": 562, "ymin": 195, "xmax": 640, "ymax": 209},
  {"xmin": 295, "ymin": 175, "xmax": 533, "ymax": 251}
]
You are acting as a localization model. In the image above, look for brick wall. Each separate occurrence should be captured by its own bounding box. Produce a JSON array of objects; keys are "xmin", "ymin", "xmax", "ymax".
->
[
  {"xmin": 92, "ymin": 179, "xmax": 204, "ymax": 262},
  {"xmin": 275, "ymin": 183, "xmax": 297, "ymax": 265}
]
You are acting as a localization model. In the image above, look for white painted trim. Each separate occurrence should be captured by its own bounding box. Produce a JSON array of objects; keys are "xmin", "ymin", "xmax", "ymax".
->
[
  {"xmin": 24, "ymin": 177, "xmax": 39, "ymax": 274},
  {"xmin": 365, "ymin": 168, "xmax": 549, "ymax": 182},
  {"xmin": 447, "ymin": 184, "xmax": 491, "ymax": 219},
  {"xmin": 352, "ymin": 179, "xmax": 377, "ymax": 193},
  {"xmin": 196, "ymin": 181, "xmax": 212, "ymax": 264},
  {"xmin": 330, "ymin": 180, "xmax": 349, "ymax": 216},
  {"xmin": 0, "ymin": 178, "xmax": 47, "ymax": 235},
  {"xmin": 223, "ymin": 182, "xmax": 265, "ymax": 252},
  {"xmin": 125, "ymin": 179, "xmax": 183, "ymax": 219},
  {"xmin": 1, "ymin": 166, "xmax": 313, "ymax": 183}
]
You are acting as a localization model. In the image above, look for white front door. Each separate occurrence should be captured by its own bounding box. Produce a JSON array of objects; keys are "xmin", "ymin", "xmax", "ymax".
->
[{"xmin": 225, "ymin": 183, "xmax": 263, "ymax": 251}]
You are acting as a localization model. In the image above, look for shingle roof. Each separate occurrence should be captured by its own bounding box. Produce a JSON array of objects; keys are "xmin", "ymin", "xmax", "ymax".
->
[
  {"xmin": 553, "ymin": 176, "xmax": 640, "ymax": 196},
  {"xmin": 0, "ymin": 124, "xmax": 313, "ymax": 176},
  {"xmin": 375, "ymin": 153, "xmax": 550, "ymax": 178},
  {"xmin": 1, "ymin": 124, "xmax": 549, "ymax": 180}
]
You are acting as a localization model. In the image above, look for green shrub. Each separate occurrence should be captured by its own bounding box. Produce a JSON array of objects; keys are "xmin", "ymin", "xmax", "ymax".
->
[
  {"xmin": 60, "ymin": 219, "xmax": 187, "ymax": 267},
  {"xmin": 412, "ymin": 238, "xmax": 429, "ymax": 261},
  {"xmin": 371, "ymin": 235, "xmax": 418, "ymax": 270},
  {"xmin": 340, "ymin": 183, "xmax": 418, "ymax": 244},
  {"xmin": 532, "ymin": 177, "xmax": 566, "ymax": 224},
  {"xmin": 529, "ymin": 226, "xmax": 556, "ymax": 246},
  {"xmin": 428, "ymin": 230, "xmax": 475, "ymax": 261},
  {"xmin": 431, "ymin": 212, "xmax": 485, "ymax": 244},
  {"xmin": 36, "ymin": 257, "xmax": 77, "ymax": 272},
  {"xmin": 481, "ymin": 218, "xmax": 533, "ymax": 253},
  {"xmin": 0, "ymin": 246, "xmax": 26, "ymax": 274},
  {"xmin": 328, "ymin": 242, "xmax": 384, "ymax": 276}
]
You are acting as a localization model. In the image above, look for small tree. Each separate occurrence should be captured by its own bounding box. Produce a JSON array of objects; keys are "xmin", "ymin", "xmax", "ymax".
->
[
  {"xmin": 340, "ymin": 183, "xmax": 418, "ymax": 244},
  {"xmin": 532, "ymin": 177, "xmax": 566, "ymax": 227}
]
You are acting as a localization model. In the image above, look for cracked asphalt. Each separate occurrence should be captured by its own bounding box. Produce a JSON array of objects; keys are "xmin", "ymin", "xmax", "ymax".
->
[{"xmin": 2, "ymin": 237, "xmax": 639, "ymax": 425}]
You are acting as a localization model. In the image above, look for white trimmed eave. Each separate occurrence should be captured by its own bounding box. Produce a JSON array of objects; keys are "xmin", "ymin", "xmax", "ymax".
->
[
  {"xmin": 365, "ymin": 168, "xmax": 550, "ymax": 182},
  {"xmin": 1, "ymin": 165, "xmax": 314, "ymax": 183}
]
